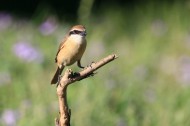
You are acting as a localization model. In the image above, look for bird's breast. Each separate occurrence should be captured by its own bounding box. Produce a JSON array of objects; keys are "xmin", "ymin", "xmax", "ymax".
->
[{"xmin": 56, "ymin": 36, "xmax": 86, "ymax": 67}]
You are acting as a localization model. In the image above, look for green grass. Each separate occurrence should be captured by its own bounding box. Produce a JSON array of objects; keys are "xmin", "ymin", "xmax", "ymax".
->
[{"xmin": 1, "ymin": 2, "xmax": 190, "ymax": 126}]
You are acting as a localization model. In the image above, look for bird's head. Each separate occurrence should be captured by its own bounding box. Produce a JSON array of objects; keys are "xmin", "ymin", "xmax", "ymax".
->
[{"xmin": 69, "ymin": 25, "xmax": 87, "ymax": 37}]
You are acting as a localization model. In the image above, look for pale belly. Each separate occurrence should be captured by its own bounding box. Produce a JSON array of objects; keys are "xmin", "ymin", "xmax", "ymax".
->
[{"xmin": 56, "ymin": 39, "xmax": 86, "ymax": 67}]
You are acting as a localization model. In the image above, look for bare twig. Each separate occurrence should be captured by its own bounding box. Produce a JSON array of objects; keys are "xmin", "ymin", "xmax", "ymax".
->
[{"xmin": 55, "ymin": 54, "xmax": 118, "ymax": 126}]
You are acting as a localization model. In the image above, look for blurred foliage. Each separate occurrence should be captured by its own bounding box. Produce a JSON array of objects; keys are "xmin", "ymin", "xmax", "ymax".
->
[{"xmin": 1, "ymin": 0, "xmax": 190, "ymax": 126}]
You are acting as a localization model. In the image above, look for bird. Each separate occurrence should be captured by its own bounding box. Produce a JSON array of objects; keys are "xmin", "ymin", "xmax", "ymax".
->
[{"xmin": 51, "ymin": 25, "xmax": 87, "ymax": 84}]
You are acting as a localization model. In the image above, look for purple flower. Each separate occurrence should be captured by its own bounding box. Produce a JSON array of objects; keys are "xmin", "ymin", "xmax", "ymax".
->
[
  {"xmin": 12, "ymin": 41, "xmax": 43, "ymax": 63},
  {"xmin": 39, "ymin": 17, "xmax": 57, "ymax": 35},
  {"xmin": 0, "ymin": 109, "xmax": 19, "ymax": 126},
  {"xmin": 0, "ymin": 12, "xmax": 12, "ymax": 30}
]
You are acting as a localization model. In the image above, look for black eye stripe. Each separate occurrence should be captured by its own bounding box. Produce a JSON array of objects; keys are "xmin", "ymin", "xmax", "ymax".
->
[
  {"xmin": 69, "ymin": 30, "xmax": 82, "ymax": 35},
  {"xmin": 69, "ymin": 30, "xmax": 87, "ymax": 36},
  {"xmin": 74, "ymin": 30, "xmax": 82, "ymax": 34}
]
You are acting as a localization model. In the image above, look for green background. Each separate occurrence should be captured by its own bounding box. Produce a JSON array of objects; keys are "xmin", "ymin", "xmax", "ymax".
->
[{"xmin": 1, "ymin": 0, "xmax": 190, "ymax": 126}]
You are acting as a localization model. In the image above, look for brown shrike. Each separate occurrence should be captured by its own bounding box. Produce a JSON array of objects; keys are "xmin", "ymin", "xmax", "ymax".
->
[{"xmin": 51, "ymin": 25, "xmax": 87, "ymax": 84}]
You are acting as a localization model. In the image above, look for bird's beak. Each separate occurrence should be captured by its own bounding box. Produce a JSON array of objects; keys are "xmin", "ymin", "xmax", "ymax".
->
[{"xmin": 81, "ymin": 31, "xmax": 87, "ymax": 37}]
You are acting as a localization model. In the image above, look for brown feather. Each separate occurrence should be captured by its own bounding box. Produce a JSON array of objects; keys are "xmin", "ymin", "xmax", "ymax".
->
[
  {"xmin": 51, "ymin": 66, "xmax": 64, "ymax": 84},
  {"xmin": 51, "ymin": 25, "xmax": 86, "ymax": 84},
  {"xmin": 55, "ymin": 35, "xmax": 68, "ymax": 63}
]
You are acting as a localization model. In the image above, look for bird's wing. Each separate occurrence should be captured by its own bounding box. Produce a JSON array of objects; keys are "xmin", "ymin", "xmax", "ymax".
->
[{"xmin": 55, "ymin": 35, "xmax": 68, "ymax": 63}]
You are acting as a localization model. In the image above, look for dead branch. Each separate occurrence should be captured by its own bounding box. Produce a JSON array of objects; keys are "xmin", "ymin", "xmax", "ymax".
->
[{"xmin": 55, "ymin": 54, "xmax": 118, "ymax": 126}]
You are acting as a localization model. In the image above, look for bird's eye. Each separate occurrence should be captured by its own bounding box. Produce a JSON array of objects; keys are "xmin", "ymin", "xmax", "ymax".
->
[
  {"xmin": 74, "ymin": 30, "xmax": 82, "ymax": 34},
  {"xmin": 69, "ymin": 30, "xmax": 82, "ymax": 35}
]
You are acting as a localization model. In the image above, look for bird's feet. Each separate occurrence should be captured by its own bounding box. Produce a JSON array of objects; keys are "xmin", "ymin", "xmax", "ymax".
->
[
  {"xmin": 68, "ymin": 70, "xmax": 80, "ymax": 78},
  {"xmin": 72, "ymin": 72, "xmax": 80, "ymax": 77}
]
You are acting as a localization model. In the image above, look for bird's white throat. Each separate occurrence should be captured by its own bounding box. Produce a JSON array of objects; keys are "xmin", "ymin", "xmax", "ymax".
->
[{"xmin": 69, "ymin": 34, "xmax": 84, "ymax": 44}]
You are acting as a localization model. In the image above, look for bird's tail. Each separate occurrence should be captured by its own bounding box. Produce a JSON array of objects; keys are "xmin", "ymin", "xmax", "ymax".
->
[{"xmin": 51, "ymin": 67, "xmax": 64, "ymax": 84}]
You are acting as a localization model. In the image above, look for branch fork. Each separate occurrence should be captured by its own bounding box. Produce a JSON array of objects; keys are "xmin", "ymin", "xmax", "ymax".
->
[{"xmin": 54, "ymin": 54, "xmax": 118, "ymax": 126}]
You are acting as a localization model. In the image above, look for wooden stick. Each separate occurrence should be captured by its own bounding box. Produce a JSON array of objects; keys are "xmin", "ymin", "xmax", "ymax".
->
[{"xmin": 55, "ymin": 54, "xmax": 118, "ymax": 126}]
